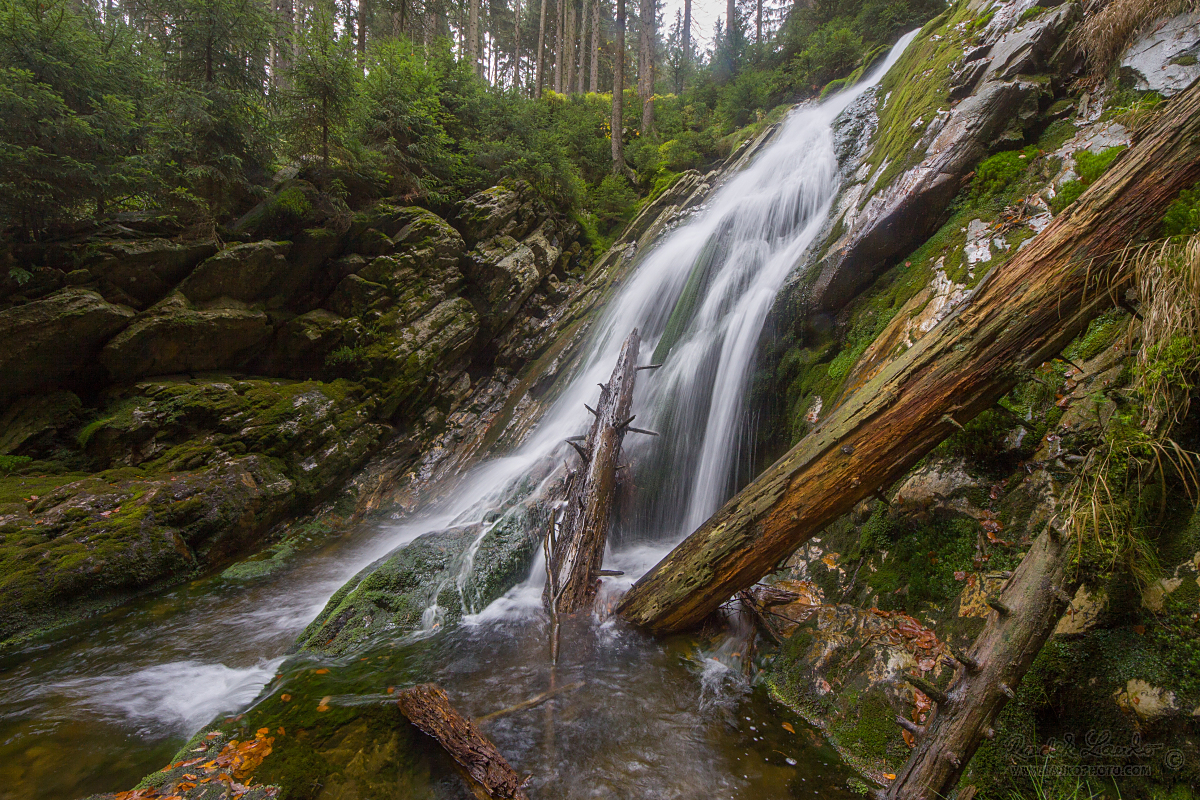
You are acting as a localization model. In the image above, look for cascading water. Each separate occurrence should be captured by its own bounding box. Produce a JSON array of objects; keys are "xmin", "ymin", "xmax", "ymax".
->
[{"xmin": 0, "ymin": 32, "xmax": 915, "ymax": 800}]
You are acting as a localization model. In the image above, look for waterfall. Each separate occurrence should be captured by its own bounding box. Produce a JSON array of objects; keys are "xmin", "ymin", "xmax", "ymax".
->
[{"xmin": 441, "ymin": 31, "xmax": 920, "ymax": 603}]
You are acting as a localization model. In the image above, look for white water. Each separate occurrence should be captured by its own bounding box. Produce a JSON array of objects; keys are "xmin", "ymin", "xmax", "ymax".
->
[
  {"xmin": 0, "ymin": 32, "xmax": 917, "ymax": 800},
  {"xmin": 447, "ymin": 29, "xmax": 919, "ymax": 613}
]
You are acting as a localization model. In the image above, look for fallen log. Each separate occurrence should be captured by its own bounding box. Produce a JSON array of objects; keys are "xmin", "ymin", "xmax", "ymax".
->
[
  {"xmin": 546, "ymin": 329, "xmax": 648, "ymax": 614},
  {"xmin": 475, "ymin": 681, "xmax": 586, "ymax": 724},
  {"xmin": 880, "ymin": 523, "xmax": 1077, "ymax": 800},
  {"xmin": 616, "ymin": 80, "xmax": 1200, "ymax": 633},
  {"xmin": 395, "ymin": 683, "xmax": 529, "ymax": 800}
]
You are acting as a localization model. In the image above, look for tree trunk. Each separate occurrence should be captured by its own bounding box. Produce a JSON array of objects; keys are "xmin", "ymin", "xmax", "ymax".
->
[
  {"xmin": 396, "ymin": 684, "xmax": 530, "ymax": 800},
  {"xmin": 725, "ymin": 0, "xmax": 734, "ymax": 48},
  {"xmin": 468, "ymin": 0, "xmax": 480, "ymax": 74},
  {"xmin": 615, "ymin": 80, "xmax": 1200, "ymax": 633},
  {"xmin": 358, "ymin": 0, "xmax": 368, "ymax": 64},
  {"xmin": 755, "ymin": 0, "xmax": 761, "ymax": 45},
  {"xmin": 575, "ymin": 0, "xmax": 586, "ymax": 93},
  {"xmin": 545, "ymin": 330, "xmax": 645, "ymax": 614},
  {"xmin": 514, "ymin": 0, "xmax": 522, "ymax": 90},
  {"xmin": 682, "ymin": 0, "xmax": 690, "ymax": 67},
  {"xmin": 565, "ymin": 0, "xmax": 576, "ymax": 92},
  {"xmin": 638, "ymin": 0, "xmax": 653, "ymax": 133},
  {"xmin": 612, "ymin": 0, "xmax": 626, "ymax": 173},
  {"xmin": 589, "ymin": 0, "xmax": 599, "ymax": 92},
  {"xmin": 882, "ymin": 526, "xmax": 1077, "ymax": 800},
  {"xmin": 535, "ymin": 0, "xmax": 547, "ymax": 96},
  {"xmin": 553, "ymin": 0, "xmax": 564, "ymax": 91}
]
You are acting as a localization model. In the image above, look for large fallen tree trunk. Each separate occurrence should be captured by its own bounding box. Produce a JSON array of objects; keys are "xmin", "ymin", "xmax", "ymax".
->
[
  {"xmin": 883, "ymin": 523, "xmax": 1078, "ymax": 800},
  {"xmin": 396, "ymin": 683, "xmax": 530, "ymax": 800},
  {"xmin": 545, "ymin": 329, "xmax": 653, "ymax": 614},
  {"xmin": 616, "ymin": 80, "xmax": 1200, "ymax": 633}
]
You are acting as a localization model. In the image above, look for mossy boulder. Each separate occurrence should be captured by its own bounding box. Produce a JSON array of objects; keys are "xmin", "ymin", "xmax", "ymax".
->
[
  {"xmin": 0, "ymin": 391, "xmax": 83, "ymax": 456},
  {"xmin": 0, "ymin": 454, "xmax": 294, "ymax": 647},
  {"xmin": 100, "ymin": 292, "xmax": 272, "ymax": 380},
  {"xmin": 464, "ymin": 219, "xmax": 563, "ymax": 339},
  {"xmin": 256, "ymin": 309, "xmax": 350, "ymax": 378},
  {"xmin": 0, "ymin": 288, "xmax": 135, "ymax": 400},
  {"xmin": 456, "ymin": 182, "xmax": 542, "ymax": 247},
  {"xmin": 79, "ymin": 238, "xmax": 218, "ymax": 309},
  {"xmin": 177, "ymin": 240, "xmax": 292, "ymax": 304},
  {"xmin": 299, "ymin": 499, "xmax": 546, "ymax": 655}
]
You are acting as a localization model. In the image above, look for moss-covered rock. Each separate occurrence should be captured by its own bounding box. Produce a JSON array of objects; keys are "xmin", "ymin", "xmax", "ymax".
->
[
  {"xmin": 0, "ymin": 454, "xmax": 293, "ymax": 647},
  {"xmin": 79, "ymin": 238, "xmax": 218, "ymax": 309},
  {"xmin": 100, "ymin": 292, "xmax": 272, "ymax": 380},
  {"xmin": 0, "ymin": 287, "xmax": 135, "ymax": 400},
  {"xmin": 177, "ymin": 240, "xmax": 292, "ymax": 304}
]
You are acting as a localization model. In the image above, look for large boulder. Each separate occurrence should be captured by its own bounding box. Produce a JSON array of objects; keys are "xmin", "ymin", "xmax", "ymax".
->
[
  {"xmin": 0, "ymin": 288, "xmax": 135, "ymax": 400},
  {"xmin": 464, "ymin": 219, "xmax": 563, "ymax": 338},
  {"xmin": 99, "ymin": 292, "xmax": 272, "ymax": 380},
  {"xmin": 0, "ymin": 392, "xmax": 82, "ymax": 456},
  {"xmin": 296, "ymin": 499, "xmax": 545, "ymax": 655},
  {"xmin": 1119, "ymin": 9, "xmax": 1200, "ymax": 97},
  {"xmin": 80, "ymin": 239, "xmax": 218, "ymax": 309},
  {"xmin": 0, "ymin": 455, "xmax": 295, "ymax": 646},
  {"xmin": 176, "ymin": 240, "xmax": 292, "ymax": 303},
  {"xmin": 255, "ymin": 309, "xmax": 350, "ymax": 377},
  {"xmin": 456, "ymin": 182, "xmax": 543, "ymax": 247}
]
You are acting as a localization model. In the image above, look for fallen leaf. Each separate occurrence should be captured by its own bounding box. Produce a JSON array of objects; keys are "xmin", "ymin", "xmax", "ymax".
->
[
  {"xmin": 885, "ymin": 773, "xmax": 897, "ymax": 780},
  {"xmin": 314, "ymin": 668, "xmax": 329, "ymax": 674},
  {"xmin": 280, "ymin": 694, "xmax": 291, "ymax": 702},
  {"xmin": 782, "ymin": 722, "xmax": 795, "ymax": 733}
]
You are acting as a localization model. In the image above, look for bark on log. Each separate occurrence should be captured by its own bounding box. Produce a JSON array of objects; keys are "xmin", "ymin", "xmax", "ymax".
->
[
  {"xmin": 616, "ymin": 80, "xmax": 1200, "ymax": 633},
  {"xmin": 396, "ymin": 684, "xmax": 529, "ymax": 800},
  {"xmin": 881, "ymin": 525, "xmax": 1077, "ymax": 800},
  {"xmin": 545, "ymin": 329, "xmax": 642, "ymax": 614}
]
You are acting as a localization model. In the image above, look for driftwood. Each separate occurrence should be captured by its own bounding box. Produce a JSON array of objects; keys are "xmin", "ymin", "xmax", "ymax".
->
[
  {"xmin": 545, "ymin": 329, "xmax": 652, "ymax": 614},
  {"xmin": 616, "ymin": 80, "xmax": 1200, "ymax": 633},
  {"xmin": 880, "ymin": 524, "xmax": 1077, "ymax": 800},
  {"xmin": 395, "ymin": 684, "xmax": 529, "ymax": 800}
]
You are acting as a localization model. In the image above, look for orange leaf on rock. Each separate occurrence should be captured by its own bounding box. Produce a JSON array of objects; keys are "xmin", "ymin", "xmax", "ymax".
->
[{"xmin": 782, "ymin": 722, "xmax": 795, "ymax": 733}]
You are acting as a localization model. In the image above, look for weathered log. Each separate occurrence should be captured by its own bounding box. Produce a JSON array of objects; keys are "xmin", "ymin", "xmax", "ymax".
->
[
  {"xmin": 545, "ymin": 329, "xmax": 642, "ymax": 614},
  {"xmin": 616, "ymin": 81, "xmax": 1200, "ymax": 633},
  {"xmin": 881, "ymin": 525, "xmax": 1077, "ymax": 800},
  {"xmin": 395, "ymin": 684, "xmax": 529, "ymax": 800}
]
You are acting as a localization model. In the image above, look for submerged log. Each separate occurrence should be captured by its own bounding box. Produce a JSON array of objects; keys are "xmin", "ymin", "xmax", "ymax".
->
[
  {"xmin": 616, "ymin": 81, "xmax": 1200, "ymax": 633},
  {"xmin": 546, "ymin": 329, "xmax": 644, "ymax": 614},
  {"xmin": 395, "ymin": 683, "xmax": 529, "ymax": 800},
  {"xmin": 882, "ymin": 525, "xmax": 1077, "ymax": 800}
]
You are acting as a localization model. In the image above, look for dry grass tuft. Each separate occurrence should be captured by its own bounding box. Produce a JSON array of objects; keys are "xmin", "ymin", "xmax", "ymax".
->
[
  {"xmin": 1060, "ymin": 233, "xmax": 1200, "ymax": 584},
  {"xmin": 1071, "ymin": 0, "xmax": 1199, "ymax": 82}
]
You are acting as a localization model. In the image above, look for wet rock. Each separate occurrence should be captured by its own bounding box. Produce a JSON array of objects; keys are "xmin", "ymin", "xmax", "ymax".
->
[
  {"xmin": 298, "ymin": 497, "xmax": 547, "ymax": 655},
  {"xmin": 808, "ymin": 78, "xmax": 1038, "ymax": 315},
  {"xmin": 0, "ymin": 454, "xmax": 294, "ymax": 647},
  {"xmin": 0, "ymin": 288, "xmax": 135, "ymax": 400},
  {"xmin": 81, "ymin": 239, "xmax": 218, "ymax": 308},
  {"xmin": 326, "ymin": 273, "xmax": 389, "ymax": 317},
  {"xmin": 1119, "ymin": 9, "xmax": 1200, "ymax": 97},
  {"xmin": 979, "ymin": 3, "xmax": 1076, "ymax": 83},
  {"xmin": 100, "ymin": 292, "xmax": 272, "ymax": 380},
  {"xmin": 177, "ymin": 240, "xmax": 292, "ymax": 303}
]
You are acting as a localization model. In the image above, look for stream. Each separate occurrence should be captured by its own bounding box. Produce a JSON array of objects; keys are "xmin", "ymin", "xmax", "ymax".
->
[{"xmin": 0, "ymin": 31, "xmax": 916, "ymax": 800}]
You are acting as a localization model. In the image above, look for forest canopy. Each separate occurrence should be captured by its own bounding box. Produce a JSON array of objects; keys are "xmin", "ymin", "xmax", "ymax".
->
[{"xmin": 0, "ymin": 0, "xmax": 943, "ymax": 241}]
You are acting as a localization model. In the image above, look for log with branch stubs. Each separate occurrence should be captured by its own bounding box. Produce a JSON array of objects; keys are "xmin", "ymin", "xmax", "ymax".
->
[
  {"xmin": 395, "ymin": 683, "xmax": 529, "ymax": 800},
  {"xmin": 544, "ymin": 328, "xmax": 658, "ymax": 615},
  {"xmin": 616, "ymin": 79, "xmax": 1200, "ymax": 633}
]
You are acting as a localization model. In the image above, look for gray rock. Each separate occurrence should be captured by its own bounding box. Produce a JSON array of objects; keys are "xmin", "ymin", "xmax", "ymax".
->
[
  {"xmin": 326, "ymin": 273, "xmax": 388, "ymax": 317},
  {"xmin": 100, "ymin": 292, "xmax": 271, "ymax": 380},
  {"xmin": 457, "ymin": 182, "xmax": 541, "ymax": 246},
  {"xmin": 980, "ymin": 3, "xmax": 1076, "ymax": 83},
  {"xmin": 257, "ymin": 309, "xmax": 349, "ymax": 377},
  {"xmin": 0, "ymin": 288, "xmax": 135, "ymax": 399},
  {"xmin": 0, "ymin": 391, "xmax": 82, "ymax": 455},
  {"xmin": 464, "ymin": 219, "xmax": 562, "ymax": 338},
  {"xmin": 1119, "ymin": 9, "xmax": 1200, "ymax": 97},
  {"xmin": 82, "ymin": 239, "xmax": 218, "ymax": 308},
  {"xmin": 177, "ymin": 240, "xmax": 292, "ymax": 303}
]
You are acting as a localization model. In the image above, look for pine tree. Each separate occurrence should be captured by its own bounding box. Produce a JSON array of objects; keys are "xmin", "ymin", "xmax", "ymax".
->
[{"xmin": 287, "ymin": 6, "xmax": 357, "ymax": 166}]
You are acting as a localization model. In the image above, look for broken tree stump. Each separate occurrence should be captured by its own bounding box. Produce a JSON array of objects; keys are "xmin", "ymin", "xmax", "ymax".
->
[
  {"xmin": 395, "ymin": 683, "xmax": 529, "ymax": 800},
  {"xmin": 616, "ymin": 80, "xmax": 1200, "ymax": 633},
  {"xmin": 880, "ymin": 523, "xmax": 1077, "ymax": 800},
  {"xmin": 546, "ymin": 329, "xmax": 650, "ymax": 614}
]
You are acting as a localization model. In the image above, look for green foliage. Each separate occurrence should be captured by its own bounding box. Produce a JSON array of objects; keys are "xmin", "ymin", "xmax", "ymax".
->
[
  {"xmin": 972, "ymin": 146, "xmax": 1040, "ymax": 198},
  {"xmin": 791, "ymin": 24, "xmax": 863, "ymax": 90},
  {"xmin": 0, "ymin": 455, "xmax": 32, "ymax": 475},
  {"xmin": 286, "ymin": 9, "xmax": 359, "ymax": 166},
  {"xmin": 1161, "ymin": 181, "xmax": 1200, "ymax": 238},
  {"xmin": 1075, "ymin": 145, "xmax": 1126, "ymax": 184},
  {"xmin": 589, "ymin": 174, "xmax": 639, "ymax": 227},
  {"xmin": 1050, "ymin": 179, "xmax": 1084, "ymax": 214}
]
